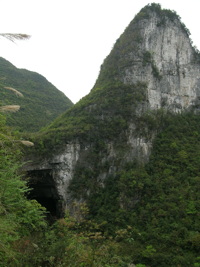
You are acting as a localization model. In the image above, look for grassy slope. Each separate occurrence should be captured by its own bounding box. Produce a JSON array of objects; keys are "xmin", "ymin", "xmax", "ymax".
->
[{"xmin": 0, "ymin": 57, "xmax": 73, "ymax": 132}]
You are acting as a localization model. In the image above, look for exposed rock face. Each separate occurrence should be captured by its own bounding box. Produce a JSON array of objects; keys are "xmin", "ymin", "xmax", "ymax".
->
[
  {"xmin": 27, "ymin": 143, "xmax": 81, "ymax": 216},
  {"xmin": 27, "ymin": 5, "xmax": 200, "ymax": 215},
  {"xmin": 120, "ymin": 12, "xmax": 200, "ymax": 112}
]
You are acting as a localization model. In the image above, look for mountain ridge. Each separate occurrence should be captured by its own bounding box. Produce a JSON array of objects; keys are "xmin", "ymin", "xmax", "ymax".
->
[{"xmin": 0, "ymin": 57, "xmax": 73, "ymax": 132}]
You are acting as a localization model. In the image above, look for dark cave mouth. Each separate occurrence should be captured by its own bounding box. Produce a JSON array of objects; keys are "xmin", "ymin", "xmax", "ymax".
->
[
  {"xmin": 30, "ymin": 195, "xmax": 60, "ymax": 218},
  {"xmin": 27, "ymin": 169, "xmax": 64, "ymax": 219}
]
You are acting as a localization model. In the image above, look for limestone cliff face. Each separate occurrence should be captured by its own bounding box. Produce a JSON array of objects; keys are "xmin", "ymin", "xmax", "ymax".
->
[
  {"xmin": 26, "ymin": 143, "xmax": 81, "ymax": 216},
  {"xmin": 27, "ymin": 4, "xmax": 200, "ymax": 215},
  {"xmin": 119, "ymin": 11, "xmax": 200, "ymax": 112}
]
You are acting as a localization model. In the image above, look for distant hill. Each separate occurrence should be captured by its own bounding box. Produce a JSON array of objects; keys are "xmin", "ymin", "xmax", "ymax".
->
[{"xmin": 0, "ymin": 57, "xmax": 73, "ymax": 132}]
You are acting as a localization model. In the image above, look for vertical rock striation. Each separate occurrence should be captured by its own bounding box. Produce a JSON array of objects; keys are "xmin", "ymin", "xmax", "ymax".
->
[{"xmin": 121, "ymin": 12, "xmax": 200, "ymax": 111}]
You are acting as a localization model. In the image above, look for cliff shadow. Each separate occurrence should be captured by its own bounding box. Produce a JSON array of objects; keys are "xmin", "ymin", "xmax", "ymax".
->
[{"xmin": 27, "ymin": 169, "xmax": 63, "ymax": 220}]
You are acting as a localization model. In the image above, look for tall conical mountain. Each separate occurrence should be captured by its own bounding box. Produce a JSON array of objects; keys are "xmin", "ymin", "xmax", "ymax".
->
[
  {"xmin": 31, "ymin": 4, "xmax": 200, "ymax": 158},
  {"xmin": 0, "ymin": 57, "xmax": 73, "ymax": 132},
  {"xmin": 96, "ymin": 4, "xmax": 200, "ymax": 112},
  {"xmin": 28, "ymin": 2, "xmax": 200, "ymax": 209},
  {"xmin": 26, "ymin": 4, "xmax": 200, "ymax": 265}
]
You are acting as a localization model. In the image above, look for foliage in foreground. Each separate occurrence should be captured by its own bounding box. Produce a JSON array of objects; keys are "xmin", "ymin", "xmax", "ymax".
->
[
  {"xmin": 0, "ymin": 114, "xmax": 47, "ymax": 266},
  {"xmin": 0, "ymin": 113, "xmax": 131, "ymax": 266}
]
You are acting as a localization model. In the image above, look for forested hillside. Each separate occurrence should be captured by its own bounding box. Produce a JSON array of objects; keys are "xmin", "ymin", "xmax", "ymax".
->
[
  {"xmin": 0, "ymin": 57, "xmax": 73, "ymax": 132},
  {"xmin": 1, "ymin": 112, "xmax": 200, "ymax": 266}
]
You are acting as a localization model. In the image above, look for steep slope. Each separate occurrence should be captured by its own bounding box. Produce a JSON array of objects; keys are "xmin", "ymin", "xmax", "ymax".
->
[
  {"xmin": 35, "ymin": 3, "xmax": 200, "ymax": 147},
  {"xmin": 28, "ymin": 3, "xmax": 200, "ymax": 211},
  {"xmin": 0, "ymin": 57, "xmax": 73, "ymax": 132},
  {"xmin": 96, "ymin": 4, "xmax": 200, "ymax": 112},
  {"xmin": 25, "ymin": 4, "xmax": 200, "ymax": 265}
]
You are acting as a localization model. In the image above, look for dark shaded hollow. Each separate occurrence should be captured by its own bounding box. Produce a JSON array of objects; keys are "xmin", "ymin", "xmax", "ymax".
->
[{"xmin": 27, "ymin": 169, "xmax": 63, "ymax": 219}]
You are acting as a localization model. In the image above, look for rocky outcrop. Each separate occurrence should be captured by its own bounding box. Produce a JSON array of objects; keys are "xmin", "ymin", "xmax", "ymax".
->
[{"xmin": 120, "ymin": 12, "xmax": 200, "ymax": 112}]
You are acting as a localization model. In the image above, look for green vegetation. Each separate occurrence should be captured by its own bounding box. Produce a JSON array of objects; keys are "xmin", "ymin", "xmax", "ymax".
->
[
  {"xmin": 32, "ymin": 80, "xmax": 147, "ymax": 155},
  {"xmin": 0, "ymin": 114, "xmax": 129, "ymax": 266},
  {"xmin": 0, "ymin": 57, "xmax": 73, "ymax": 132},
  {"xmin": 137, "ymin": 3, "xmax": 190, "ymax": 37},
  {"xmin": 68, "ymin": 112, "xmax": 200, "ymax": 266},
  {"xmin": 1, "ymin": 3, "xmax": 200, "ymax": 266},
  {"xmin": 2, "ymin": 110, "xmax": 200, "ymax": 266},
  {"xmin": 0, "ymin": 114, "xmax": 47, "ymax": 266},
  {"xmin": 142, "ymin": 51, "xmax": 162, "ymax": 80}
]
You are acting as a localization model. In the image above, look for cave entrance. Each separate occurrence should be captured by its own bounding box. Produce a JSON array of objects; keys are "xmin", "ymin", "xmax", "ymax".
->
[{"xmin": 27, "ymin": 169, "xmax": 63, "ymax": 219}]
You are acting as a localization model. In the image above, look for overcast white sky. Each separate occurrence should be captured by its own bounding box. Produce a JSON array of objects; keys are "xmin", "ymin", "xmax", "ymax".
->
[{"xmin": 0, "ymin": 0, "xmax": 200, "ymax": 103}]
